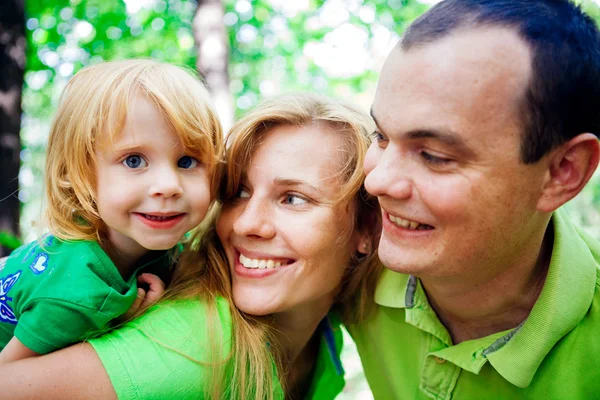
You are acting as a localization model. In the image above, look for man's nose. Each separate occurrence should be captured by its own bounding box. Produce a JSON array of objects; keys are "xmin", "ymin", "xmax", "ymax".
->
[{"xmin": 364, "ymin": 148, "xmax": 413, "ymax": 200}]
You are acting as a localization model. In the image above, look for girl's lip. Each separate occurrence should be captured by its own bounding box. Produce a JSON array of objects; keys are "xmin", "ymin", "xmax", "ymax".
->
[
  {"xmin": 136, "ymin": 211, "xmax": 184, "ymax": 217},
  {"xmin": 134, "ymin": 213, "xmax": 185, "ymax": 229}
]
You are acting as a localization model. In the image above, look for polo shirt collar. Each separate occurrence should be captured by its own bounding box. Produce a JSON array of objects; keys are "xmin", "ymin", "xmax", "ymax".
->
[
  {"xmin": 373, "ymin": 209, "xmax": 597, "ymax": 388},
  {"xmin": 485, "ymin": 209, "xmax": 596, "ymax": 387}
]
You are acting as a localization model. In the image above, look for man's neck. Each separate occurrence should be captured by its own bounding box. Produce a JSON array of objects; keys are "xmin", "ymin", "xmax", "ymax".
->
[{"xmin": 421, "ymin": 226, "xmax": 554, "ymax": 344}]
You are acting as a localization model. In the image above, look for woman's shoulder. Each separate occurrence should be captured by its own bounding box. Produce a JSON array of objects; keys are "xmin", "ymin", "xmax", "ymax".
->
[
  {"xmin": 124, "ymin": 296, "xmax": 233, "ymax": 343},
  {"xmin": 89, "ymin": 296, "xmax": 234, "ymax": 400}
]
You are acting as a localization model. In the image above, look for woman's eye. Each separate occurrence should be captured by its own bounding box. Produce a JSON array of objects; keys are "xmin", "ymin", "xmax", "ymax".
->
[
  {"xmin": 283, "ymin": 194, "xmax": 307, "ymax": 205},
  {"xmin": 421, "ymin": 151, "xmax": 451, "ymax": 165},
  {"xmin": 178, "ymin": 156, "xmax": 199, "ymax": 169},
  {"xmin": 123, "ymin": 155, "xmax": 147, "ymax": 169}
]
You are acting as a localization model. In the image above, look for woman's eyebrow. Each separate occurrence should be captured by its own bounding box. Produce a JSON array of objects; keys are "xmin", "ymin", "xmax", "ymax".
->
[{"xmin": 274, "ymin": 178, "xmax": 323, "ymax": 195}]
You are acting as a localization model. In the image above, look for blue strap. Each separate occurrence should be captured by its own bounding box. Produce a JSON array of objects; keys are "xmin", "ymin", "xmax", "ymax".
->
[{"xmin": 319, "ymin": 316, "xmax": 345, "ymax": 376}]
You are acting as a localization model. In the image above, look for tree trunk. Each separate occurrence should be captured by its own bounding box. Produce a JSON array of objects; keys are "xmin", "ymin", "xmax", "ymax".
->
[
  {"xmin": 193, "ymin": 0, "xmax": 234, "ymax": 133},
  {"xmin": 0, "ymin": 0, "xmax": 25, "ymax": 257}
]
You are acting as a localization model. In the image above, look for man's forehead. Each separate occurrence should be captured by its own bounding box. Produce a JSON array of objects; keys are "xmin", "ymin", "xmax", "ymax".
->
[
  {"xmin": 372, "ymin": 26, "xmax": 531, "ymax": 130},
  {"xmin": 387, "ymin": 26, "xmax": 531, "ymax": 79}
]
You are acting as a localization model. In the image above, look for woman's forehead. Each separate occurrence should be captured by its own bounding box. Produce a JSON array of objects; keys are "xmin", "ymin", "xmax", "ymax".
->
[{"xmin": 246, "ymin": 124, "xmax": 346, "ymax": 178}]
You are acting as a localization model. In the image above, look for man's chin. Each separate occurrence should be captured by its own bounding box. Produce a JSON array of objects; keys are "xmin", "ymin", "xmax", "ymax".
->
[{"xmin": 378, "ymin": 242, "xmax": 431, "ymax": 276}]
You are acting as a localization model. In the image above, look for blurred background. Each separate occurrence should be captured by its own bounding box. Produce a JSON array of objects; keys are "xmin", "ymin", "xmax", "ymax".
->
[{"xmin": 1, "ymin": 0, "xmax": 599, "ymax": 398}]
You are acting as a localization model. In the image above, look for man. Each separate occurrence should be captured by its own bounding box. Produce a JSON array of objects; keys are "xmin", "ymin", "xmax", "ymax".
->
[{"xmin": 348, "ymin": 0, "xmax": 600, "ymax": 398}]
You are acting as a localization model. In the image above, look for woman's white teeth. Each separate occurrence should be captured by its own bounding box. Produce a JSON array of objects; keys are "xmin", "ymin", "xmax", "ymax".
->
[
  {"xmin": 240, "ymin": 254, "xmax": 283, "ymax": 269},
  {"xmin": 389, "ymin": 215, "xmax": 423, "ymax": 230}
]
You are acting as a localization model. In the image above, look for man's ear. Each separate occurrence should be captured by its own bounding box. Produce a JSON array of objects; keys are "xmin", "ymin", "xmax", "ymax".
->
[{"xmin": 537, "ymin": 133, "xmax": 599, "ymax": 213}]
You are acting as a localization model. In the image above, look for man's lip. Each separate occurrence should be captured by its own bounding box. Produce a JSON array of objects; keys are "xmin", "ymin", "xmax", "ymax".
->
[
  {"xmin": 383, "ymin": 210, "xmax": 432, "ymax": 228},
  {"xmin": 383, "ymin": 211, "xmax": 435, "ymax": 231}
]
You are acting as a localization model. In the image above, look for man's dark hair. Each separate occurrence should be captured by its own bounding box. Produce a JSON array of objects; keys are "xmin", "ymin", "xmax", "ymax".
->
[{"xmin": 401, "ymin": 0, "xmax": 600, "ymax": 163}]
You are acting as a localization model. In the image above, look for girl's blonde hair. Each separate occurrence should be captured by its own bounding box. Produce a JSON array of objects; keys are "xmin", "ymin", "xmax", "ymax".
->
[
  {"xmin": 45, "ymin": 59, "xmax": 223, "ymax": 243},
  {"xmin": 170, "ymin": 93, "xmax": 382, "ymax": 399}
]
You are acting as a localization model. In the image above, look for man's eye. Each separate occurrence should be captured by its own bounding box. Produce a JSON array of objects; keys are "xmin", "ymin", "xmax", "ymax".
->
[
  {"xmin": 371, "ymin": 131, "xmax": 387, "ymax": 142},
  {"xmin": 283, "ymin": 194, "xmax": 307, "ymax": 205},
  {"xmin": 421, "ymin": 151, "xmax": 451, "ymax": 165},
  {"xmin": 178, "ymin": 156, "xmax": 199, "ymax": 169},
  {"xmin": 123, "ymin": 155, "xmax": 147, "ymax": 169}
]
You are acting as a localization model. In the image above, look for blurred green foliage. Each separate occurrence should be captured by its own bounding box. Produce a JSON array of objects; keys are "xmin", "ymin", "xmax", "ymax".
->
[{"xmin": 0, "ymin": 232, "xmax": 22, "ymax": 250}]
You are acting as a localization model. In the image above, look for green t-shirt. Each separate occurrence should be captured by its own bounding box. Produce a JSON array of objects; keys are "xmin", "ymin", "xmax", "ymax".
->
[
  {"xmin": 0, "ymin": 235, "xmax": 171, "ymax": 354},
  {"xmin": 348, "ymin": 209, "xmax": 600, "ymax": 399},
  {"xmin": 91, "ymin": 297, "xmax": 346, "ymax": 399}
]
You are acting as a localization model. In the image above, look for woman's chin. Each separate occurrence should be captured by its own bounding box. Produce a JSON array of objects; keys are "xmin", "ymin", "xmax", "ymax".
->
[{"xmin": 232, "ymin": 295, "xmax": 278, "ymax": 317}]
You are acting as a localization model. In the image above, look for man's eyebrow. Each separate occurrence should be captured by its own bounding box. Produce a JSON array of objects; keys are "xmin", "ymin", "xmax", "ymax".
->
[
  {"xmin": 409, "ymin": 129, "xmax": 477, "ymax": 157},
  {"xmin": 369, "ymin": 108, "xmax": 379, "ymax": 128},
  {"xmin": 369, "ymin": 108, "xmax": 475, "ymax": 157},
  {"xmin": 274, "ymin": 178, "xmax": 323, "ymax": 194}
]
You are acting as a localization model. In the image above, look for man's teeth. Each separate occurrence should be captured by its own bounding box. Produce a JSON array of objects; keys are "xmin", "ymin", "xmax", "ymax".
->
[
  {"xmin": 239, "ymin": 254, "xmax": 284, "ymax": 269},
  {"xmin": 389, "ymin": 214, "xmax": 427, "ymax": 230}
]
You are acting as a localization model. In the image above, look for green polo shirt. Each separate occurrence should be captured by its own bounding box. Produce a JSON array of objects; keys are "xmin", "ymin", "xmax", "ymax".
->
[{"xmin": 348, "ymin": 209, "xmax": 600, "ymax": 399}]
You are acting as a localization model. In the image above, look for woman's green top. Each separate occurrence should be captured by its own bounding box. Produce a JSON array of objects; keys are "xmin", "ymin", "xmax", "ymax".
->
[{"xmin": 90, "ymin": 297, "xmax": 345, "ymax": 399}]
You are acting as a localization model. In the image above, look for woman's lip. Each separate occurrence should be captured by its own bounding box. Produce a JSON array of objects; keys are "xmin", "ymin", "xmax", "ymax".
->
[
  {"xmin": 235, "ymin": 247, "xmax": 295, "ymax": 263},
  {"xmin": 233, "ymin": 249, "xmax": 295, "ymax": 279},
  {"xmin": 232, "ymin": 250, "xmax": 292, "ymax": 279}
]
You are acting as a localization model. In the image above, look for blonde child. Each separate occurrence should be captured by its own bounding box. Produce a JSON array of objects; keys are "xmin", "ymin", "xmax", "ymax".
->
[{"xmin": 0, "ymin": 59, "xmax": 223, "ymax": 363}]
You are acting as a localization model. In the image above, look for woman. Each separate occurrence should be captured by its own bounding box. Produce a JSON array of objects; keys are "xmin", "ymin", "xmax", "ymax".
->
[{"xmin": 1, "ymin": 93, "xmax": 381, "ymax": 399}]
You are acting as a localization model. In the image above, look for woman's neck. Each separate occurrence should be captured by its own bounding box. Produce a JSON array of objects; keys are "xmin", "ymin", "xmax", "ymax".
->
[{"xmin": 271, "ymin": 295, "xmax": 334, "ymax": 397}]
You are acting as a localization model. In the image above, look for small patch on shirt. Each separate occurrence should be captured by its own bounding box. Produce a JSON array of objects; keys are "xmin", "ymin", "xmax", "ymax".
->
[
  {"xmin": 0, "ymin": 270, "xmax": 21, "ymax": 325},
  {"xmin": 29, "ymin": 252, "xmax": 49, "ymax": 275}
]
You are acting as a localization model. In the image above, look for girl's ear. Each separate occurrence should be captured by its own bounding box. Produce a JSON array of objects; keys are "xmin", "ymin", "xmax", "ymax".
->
[{"xmin": 537, "ymin": 133, "xmax": 600, "ymax": 213}]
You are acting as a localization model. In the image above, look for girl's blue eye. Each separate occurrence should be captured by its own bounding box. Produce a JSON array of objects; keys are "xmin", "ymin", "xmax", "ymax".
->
[
  {"xmin": 123, "ymin": 155, "xmax": 147, "ymax": 169},
  {"xmin": 178, "ymin": 156, "xmax": 199, "ymax": 169},
  {"xmin": 283, "ymin": 194, "xmax": 307, "ymax": 205}
]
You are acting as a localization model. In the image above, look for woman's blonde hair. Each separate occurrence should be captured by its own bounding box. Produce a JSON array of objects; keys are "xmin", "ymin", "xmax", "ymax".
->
[
  {"xmin": 170, "ymin": 93, "xmax": 381, "ymax": 399},
  {"xmin": 45, "ymin": 59, "xmax": 223, "ymax": 243}
]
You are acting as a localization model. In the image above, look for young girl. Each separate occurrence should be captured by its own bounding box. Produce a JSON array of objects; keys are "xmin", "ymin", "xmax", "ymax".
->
[{"xmin": 0, "ymin": 59, "xmax": 223, "ymax": 363}]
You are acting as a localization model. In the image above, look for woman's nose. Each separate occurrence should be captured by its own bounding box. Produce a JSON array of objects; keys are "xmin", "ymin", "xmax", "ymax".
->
[{"xmin": 232, "ymin": 196, "xmax": 276, "ymax": 239}]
